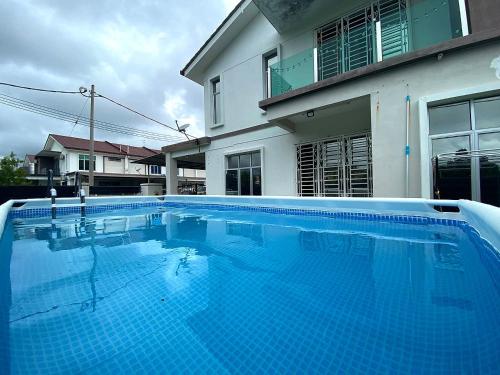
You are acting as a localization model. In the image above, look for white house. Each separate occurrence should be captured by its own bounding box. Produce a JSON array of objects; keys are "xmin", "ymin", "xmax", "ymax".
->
[
  {"xmin": 27, "ymin": 134, "xmax": 205, "ymax": 191},
  {"xmin": 163, "ymin": 0, "xmax": 500, "ymax": 206}
]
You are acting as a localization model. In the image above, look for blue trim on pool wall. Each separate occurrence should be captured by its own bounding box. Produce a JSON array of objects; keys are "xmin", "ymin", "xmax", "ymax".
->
[{"xmin": 1, "ymin": 195, "xmax": 499, "ymax": 252}]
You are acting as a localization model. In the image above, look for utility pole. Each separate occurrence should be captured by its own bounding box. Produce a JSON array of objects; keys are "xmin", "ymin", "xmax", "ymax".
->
[{"xmin": 89, "ymin": 84, "xmax": 95, "ymax": 187}]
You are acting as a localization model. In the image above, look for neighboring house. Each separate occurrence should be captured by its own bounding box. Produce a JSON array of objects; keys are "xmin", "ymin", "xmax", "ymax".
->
[
  {"xmin": 23, "ymin": 154, "xmax": 36, "ymax": 175},
  {"xmin": 162, "ymin": 0, "xmax": 500, "ymax": 207},
  {"xmin": 26, "ymin": 134, "xmax": 205, "ymax": 191}
]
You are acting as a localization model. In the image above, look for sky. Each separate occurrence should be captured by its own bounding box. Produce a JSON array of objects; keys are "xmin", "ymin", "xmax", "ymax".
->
[{"xmin": 0, "ymin": 0, "xmax": 240, "ymax": 157}]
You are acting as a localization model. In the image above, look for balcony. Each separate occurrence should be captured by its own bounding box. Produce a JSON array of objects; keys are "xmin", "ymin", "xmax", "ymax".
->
[{"xmin": 267, "ymin": 0, "xmax": 466, "ymax": 98}]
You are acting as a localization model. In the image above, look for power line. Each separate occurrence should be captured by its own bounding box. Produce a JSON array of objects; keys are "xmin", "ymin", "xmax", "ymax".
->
[
  {"xmin": 0, "ymin": 82, "xmax": 81, "ymax": 94},
  {"xmin": 70, "ymin": 96, "xmax": 90, "ymax": 135},
  {"xmin": 0, "ymin": 93, "xmax": 185, "ymax": 143},
  {"xmin": 0, "ymin": 81, "xmax": 196, "ymax": 141},
  {"xmin": 96, "ymin": 92, "xmax": 195, "ymax": 139}
]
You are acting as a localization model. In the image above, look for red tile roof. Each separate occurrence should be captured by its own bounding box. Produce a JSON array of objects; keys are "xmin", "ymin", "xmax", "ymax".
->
[{"xmin": 49, "ymin": 134, "xmax": 160, "ymax": 158}]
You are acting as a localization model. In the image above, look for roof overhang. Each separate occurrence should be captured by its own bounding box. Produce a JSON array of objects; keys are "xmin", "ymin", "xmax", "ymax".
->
[
  {"xmin": 181, "ymin": 0, "xmax": 259, "ymax": 84},
  {"xmin": 35, "ymin": 150, "xmax": 61, "ymax": 158},
  {"xmin": 134, "ymin": 151, "xmax": 207, "ymax": 170},
  {"xmin": 161, "ymin": 137, "xmax": 211, "ymax": 154},
  {"xmin": 253, "ymin": 0, "xmax": 344, "ymax": 33},
  {"xmin": 132, "ymin": 154, "xmax": 165, "ymax": 166}
]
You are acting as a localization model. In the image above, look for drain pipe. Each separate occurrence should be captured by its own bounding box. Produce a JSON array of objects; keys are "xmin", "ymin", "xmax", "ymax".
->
[{"xmin": 405, "ymin": 95, "xmax": 411, "ymax": 198}]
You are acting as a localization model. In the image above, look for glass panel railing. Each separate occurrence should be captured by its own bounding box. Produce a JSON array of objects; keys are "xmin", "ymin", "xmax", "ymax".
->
[
  {"xmin": 268, "ymin": 0, "xmax": 464, "ymax": 98},
  {"xmin": 408, "ymin": 0, "xmax": 463, "ymax": 51},
  {"xmin": 270, "ymin": 49, "xmax": 315, "ymax": 97}
]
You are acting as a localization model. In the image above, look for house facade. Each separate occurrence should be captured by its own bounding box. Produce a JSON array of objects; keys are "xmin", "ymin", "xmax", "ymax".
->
[
  {"xmin": 26, "ymin": 134, "xmax": 165, "ymax": 187},
  {"xmin": 27, "ymin": 134, "xmax": 207, "ymax": 192},
  {"xmin": 163, "ymin": 0, "xmax": 500, "ymax": 206}
]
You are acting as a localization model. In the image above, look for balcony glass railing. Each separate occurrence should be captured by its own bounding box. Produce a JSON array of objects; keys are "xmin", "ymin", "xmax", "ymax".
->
[{"xmin": 269, "ymin": 0, "xmax": 465, "ymax": 97}]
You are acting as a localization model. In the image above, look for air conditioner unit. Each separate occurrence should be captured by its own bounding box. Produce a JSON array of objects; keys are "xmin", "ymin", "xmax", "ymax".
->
[{"xmin": 60, "ymin": 154, "xmax": 65, "ymax": 160}]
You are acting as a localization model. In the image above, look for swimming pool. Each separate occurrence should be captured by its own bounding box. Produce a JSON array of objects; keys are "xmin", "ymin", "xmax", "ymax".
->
[{"xmin": 0, "ymin": 196, "xmax": 499, "ymax": 374}]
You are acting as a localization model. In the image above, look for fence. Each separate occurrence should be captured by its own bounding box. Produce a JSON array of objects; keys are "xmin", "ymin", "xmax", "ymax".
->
[
  {"xmin": 89, "ymin": 186, "xmax": 141, "ymax": 196},
  {"xmin": 0, "ymin": 185, "xmax": 76, "ymax": 205}
]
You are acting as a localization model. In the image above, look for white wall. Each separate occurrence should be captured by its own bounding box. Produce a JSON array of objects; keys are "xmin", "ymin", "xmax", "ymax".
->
[
  {"xmin": 187, "ymin": 3, "xmax": 500, "ymax": 198},
  {"xmin": 198, "ymin": 40, "xmax": 500, "ymax": 197},
  {"xmin": 201, "ymin": 2, "xmax": 380, "ymax": 137},
  {"xmin": 104, "ymin": 157, "xmax": 125, "ymax": 174},
  {"xmin": 264, "ymin": 41, "xmax": 500, "ymax": 198}
]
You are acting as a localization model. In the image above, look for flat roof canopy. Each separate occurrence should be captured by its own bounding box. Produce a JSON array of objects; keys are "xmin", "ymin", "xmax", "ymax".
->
[
  {"xmin": 253, "ymin": 0, "xmax": 340, "ymax": 33},
  {"xmin": 36, "ymin": 150, "xmax": 61, "ymax": 158},
  {"xmin": 133, "ymin": 153, "xmax": 206, "ymax": 170}
]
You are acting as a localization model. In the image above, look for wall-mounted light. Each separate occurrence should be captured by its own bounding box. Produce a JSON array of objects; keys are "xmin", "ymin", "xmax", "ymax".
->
[{"xmin": 306, "ymin": 110, "xmax": 315, "ymax": 118}]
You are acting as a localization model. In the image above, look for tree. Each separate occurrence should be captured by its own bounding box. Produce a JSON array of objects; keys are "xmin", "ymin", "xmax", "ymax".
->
[{"xmin": 0, "ymin": 152, "xmax": 28, "ymax": 186}]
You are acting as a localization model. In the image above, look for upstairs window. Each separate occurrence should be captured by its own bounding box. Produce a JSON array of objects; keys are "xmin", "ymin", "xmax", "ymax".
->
[
  {"xmin": 79, "ymin": 154, "xmax": 96, "ymax": 171},
  {"xmin": 263, "ymin": 50, "xmax": 278, "ymax": 98},
  {"xmin": 211, "ymin": 77, "xmax": 221, "ymax": 125},
  {"xmin": 317, "ymin": 0, "xmax": 464, "ymax": 80},
  {"xmin": 150, "ymin": 165, "xmax": 161, "ymax": 175}
]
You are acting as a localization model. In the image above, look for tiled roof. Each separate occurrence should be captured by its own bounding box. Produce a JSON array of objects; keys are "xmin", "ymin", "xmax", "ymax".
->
[{"xmin": 49, "ymin": 134, "xmax": 160, "ymax": 158}]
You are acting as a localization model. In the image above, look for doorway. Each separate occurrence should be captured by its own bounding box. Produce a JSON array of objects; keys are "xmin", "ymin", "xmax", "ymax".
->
[
  {"xmin": 297, "ymin": 133, "xmax": 372, "ymax": 197},
  {"xmin": 429, "ymin": 96, "xmax": 500, "ymax": 206}
]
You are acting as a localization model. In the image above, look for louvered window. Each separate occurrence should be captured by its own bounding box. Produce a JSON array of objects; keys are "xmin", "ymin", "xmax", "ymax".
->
[
  {"xmin": 297, "ymin": 134, "xmax": 372, "ymax": 197},
  {"xmin": 378, "ymin": 0, "xmax": 409, "ymax": 59}
]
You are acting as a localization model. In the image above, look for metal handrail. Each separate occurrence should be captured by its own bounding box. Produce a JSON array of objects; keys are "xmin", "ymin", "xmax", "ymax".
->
[{"xmin": 434, "ymin": 148, "xmax": 500, "ymax": 159}]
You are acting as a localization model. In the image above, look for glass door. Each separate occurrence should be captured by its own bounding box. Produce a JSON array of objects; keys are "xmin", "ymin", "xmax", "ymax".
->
[
  {"xmin": 429, "ymin": 97, "xmax": 500, "ymax": 206},
  {"xmin": 431, "ymin": 135, "xmax": 472, "ymax": 200}
]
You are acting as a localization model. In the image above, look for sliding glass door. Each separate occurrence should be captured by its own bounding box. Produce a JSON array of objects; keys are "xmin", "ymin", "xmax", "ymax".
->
[{"xmin": 429, "ymin": 97, "xmax": 500, "ymax": 206}]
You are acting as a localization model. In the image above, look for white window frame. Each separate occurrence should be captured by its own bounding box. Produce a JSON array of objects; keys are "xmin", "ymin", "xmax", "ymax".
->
[
  {"xmin": 210, "ymin": 76, "xmax": 223, "ymax": 128},
  {"xmin": 419, "ymin": 82, "xmax": 500, "ymax": 198},
  {"xmin": 150, "ymin": 165, "xmax": 161, "ymax": 175},
  {"xmin": 78, "ymin": 154, "xmax": 96, "ymax": 171},
  {"xmin": 263, "ymin": 49, "xmax": 278, "ymax": 99}
]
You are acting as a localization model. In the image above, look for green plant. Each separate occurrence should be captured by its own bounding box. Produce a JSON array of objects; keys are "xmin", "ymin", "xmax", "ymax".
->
[{"xmin": 0, "ymin": 152, "xmax": 28, "ymax": 186}]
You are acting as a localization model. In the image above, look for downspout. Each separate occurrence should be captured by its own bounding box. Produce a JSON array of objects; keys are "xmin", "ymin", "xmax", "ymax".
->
[{"xmin": 405, "ymin": 95, "xmax": 411, "ymax": 198}]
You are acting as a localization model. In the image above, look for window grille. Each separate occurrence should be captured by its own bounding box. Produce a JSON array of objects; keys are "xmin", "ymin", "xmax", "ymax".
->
[
  {"xmin": 297, "ymin": 133, "xmax": 372, "ymax": 197},
  {"xmin": 316, "ymin": 0, "xmax": 409, "ymax": 78}
]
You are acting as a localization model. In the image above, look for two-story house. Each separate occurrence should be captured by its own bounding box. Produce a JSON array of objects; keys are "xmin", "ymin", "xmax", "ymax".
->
[
  {"xmin": 26, "ymin": 134, "xmax": 207, "ymax": 192},
  {"xmin": 163, "ymin": 0, "xmax": 500, "ymax": 206},
  {"xmin": 26, "ymin": 134, "xmax": 164, "ymax": 186}
]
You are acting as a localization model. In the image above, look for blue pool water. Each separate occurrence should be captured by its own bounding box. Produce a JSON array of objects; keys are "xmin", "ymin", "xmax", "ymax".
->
[{"xmin": 0, "ymin": 206, "xmax": 499, "ymax": 374}]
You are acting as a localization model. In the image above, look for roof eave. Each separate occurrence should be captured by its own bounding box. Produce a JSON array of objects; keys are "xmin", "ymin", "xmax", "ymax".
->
[
  {"xmin": 181, "ymin": 0, "xmax": 259, "ymax": 84},
  {"xmin": 161, "ymin": 137, "xmax": 211, "ymax": 153}
]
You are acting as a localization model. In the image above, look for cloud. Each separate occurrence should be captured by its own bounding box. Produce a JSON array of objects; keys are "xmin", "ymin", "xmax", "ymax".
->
[{"xmin": 0, "ymin": 0, "xmax": 231, "ymax": 156}]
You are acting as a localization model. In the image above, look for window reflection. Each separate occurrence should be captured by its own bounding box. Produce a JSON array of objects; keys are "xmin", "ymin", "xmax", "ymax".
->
[
  {"xmin": 479, "ymin": 132, "xmax": 500, "ymax": 206},
  {"xmin": 429, "ymin": 102, "xmax": 470, "ymax": 135},
  {"xmin": 475, "ymin": 97, "xmax": 500, "ymax": 130},
  {"xmin": 432, "ymin": 136, "xmax": 472, "ymax": 200},
  {"xmin": 225, "ymin": 151, "xmax": 262, "ymax": 196}
]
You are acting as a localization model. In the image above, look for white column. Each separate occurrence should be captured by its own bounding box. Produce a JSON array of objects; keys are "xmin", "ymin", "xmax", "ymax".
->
[
  {"xmin": 165, "ymin": 152, "xmax": 178, "ymax": 195},
  {"xmin": 458, "ymin": 0, "xmax": 469, "ymax": 36},
  {"xmin": 376, "ymin": 21, "xmax": 383, "ymax": 62},
  {"xmin": 313, "ymin": 47, "xmax": 319, "ymax": 83}
]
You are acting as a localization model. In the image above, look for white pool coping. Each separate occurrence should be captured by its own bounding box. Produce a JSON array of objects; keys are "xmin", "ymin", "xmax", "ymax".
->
[{"xmin": 1, "ymin": 195, "xmax": 499, "ymax": 252}]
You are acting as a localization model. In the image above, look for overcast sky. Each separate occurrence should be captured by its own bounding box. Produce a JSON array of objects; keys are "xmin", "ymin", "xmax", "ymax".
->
[{"xmin": 0, "ymin": 0, "xmax": 239, "ymax": 157}]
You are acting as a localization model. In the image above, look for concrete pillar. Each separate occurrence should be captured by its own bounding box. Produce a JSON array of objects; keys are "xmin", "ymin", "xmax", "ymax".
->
[{"xmin": 165, "ymin": 152, "xmax": 178, "ymax": 195}]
